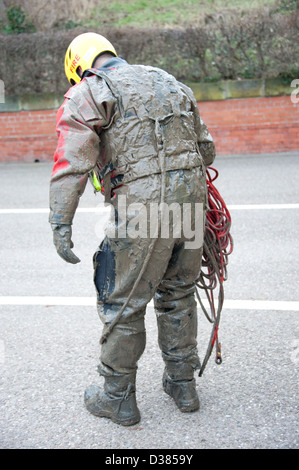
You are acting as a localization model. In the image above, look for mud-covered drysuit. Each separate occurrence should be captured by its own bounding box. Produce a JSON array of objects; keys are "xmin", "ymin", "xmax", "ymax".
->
[{"xmin": 49, "ymin": 57, "xmax": 216, "ymax": 425}]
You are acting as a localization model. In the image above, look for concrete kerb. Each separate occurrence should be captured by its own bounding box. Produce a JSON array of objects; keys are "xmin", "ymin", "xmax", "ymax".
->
[{"xmin": 0, "ymin": 77, "xmax": 295, "ymax": 113}]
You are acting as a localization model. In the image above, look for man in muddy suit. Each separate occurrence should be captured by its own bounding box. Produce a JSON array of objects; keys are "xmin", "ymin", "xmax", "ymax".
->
[{"xmin": 49, "ymin": 33, "xmax": 216, "ymax": 426}]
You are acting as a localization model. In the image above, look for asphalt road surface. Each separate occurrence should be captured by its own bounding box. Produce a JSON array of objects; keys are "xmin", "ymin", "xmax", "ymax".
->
[{"xmin": 0, "ymin": 152, "xmax": 298, "ymax": 450}]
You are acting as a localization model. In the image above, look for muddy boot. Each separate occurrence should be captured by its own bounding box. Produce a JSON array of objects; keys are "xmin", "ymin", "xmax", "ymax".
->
[
  {"xmin": 84, "ymin": 372, "xmax": 140, "ymax": 426},
  {"xmin": 162, "ymin": 369, "xmax": 200, "ymax": 413}
]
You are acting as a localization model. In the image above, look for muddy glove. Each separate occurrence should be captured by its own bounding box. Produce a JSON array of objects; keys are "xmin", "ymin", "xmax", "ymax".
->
[{"xmin": 51, "ymin": 224, "xmax": 81, "ymax": 264}]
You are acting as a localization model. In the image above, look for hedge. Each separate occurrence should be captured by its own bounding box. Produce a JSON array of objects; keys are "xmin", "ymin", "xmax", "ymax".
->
[{"xmin": 0, "ymin": 8, "xmax": 298, "ymax": 96}]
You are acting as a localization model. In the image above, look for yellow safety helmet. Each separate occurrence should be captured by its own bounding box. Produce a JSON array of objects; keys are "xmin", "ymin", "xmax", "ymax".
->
[{"xmin": 64, "ymin": 32, "xmax": 117, "ymax": 85}]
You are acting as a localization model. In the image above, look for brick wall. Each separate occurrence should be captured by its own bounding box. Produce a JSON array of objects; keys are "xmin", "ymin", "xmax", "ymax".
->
[
  {"xmin": 0, "ymin": 109, "xmax": 57, "ymax": 162},
  {"xmin": 0, "ymin": 95, "xmax": 298, "ymax": 162},
  {"xmin": 199, "ymin": 96, "xmax": 299, "ymax": 155}
]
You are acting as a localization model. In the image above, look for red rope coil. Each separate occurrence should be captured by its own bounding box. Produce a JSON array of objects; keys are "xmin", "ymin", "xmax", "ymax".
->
[{"xmin": 196, "ymin": 167, "xmax": 234, "ymax": 376}]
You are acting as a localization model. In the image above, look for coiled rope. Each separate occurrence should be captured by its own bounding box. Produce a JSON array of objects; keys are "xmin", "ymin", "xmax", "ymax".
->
[{"xmin": 196, "ymin": 167, "xmax": 233, "ymax": 377}]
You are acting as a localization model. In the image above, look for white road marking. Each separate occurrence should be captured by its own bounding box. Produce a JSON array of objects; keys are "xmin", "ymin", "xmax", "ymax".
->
[
  {"xmin": 228, "ymin": 204, "xmax": 299, "ymax": 210},
  {"xmin": 0, "ymin": 296, "xmax": 96, "ymax": 306},
  {"xmin": 0, "ymin": 297, "xmax": 298, "ymax": 311},
  {"xmin": 221, "ymin": 299, "xmax": 299, "ymax": 311},
  {"xmin": 1, "ymin": 205, "xmax": 297, "ymax": 311},
  {"xmin": 0, "ymin": 208, "xmax": 108, "ymax": 214},
  {"xmin": 0, "ymin": 204, "xmax": 299, "ymax": 214}
]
